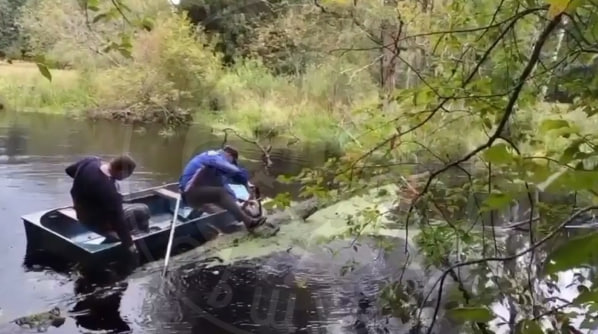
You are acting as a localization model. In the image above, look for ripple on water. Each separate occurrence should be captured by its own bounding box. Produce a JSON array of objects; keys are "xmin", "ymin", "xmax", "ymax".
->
[{"xmin": 119, "ymin": 234, "xmax": 422, "ymax": 334}]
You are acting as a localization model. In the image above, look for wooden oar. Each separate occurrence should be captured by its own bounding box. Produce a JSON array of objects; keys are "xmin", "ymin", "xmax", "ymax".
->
[{"xmin": 162, "ymin": 192, "xmax": 182, "ymax": 277}]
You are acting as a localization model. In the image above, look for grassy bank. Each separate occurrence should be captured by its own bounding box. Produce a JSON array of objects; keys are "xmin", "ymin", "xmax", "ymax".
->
[
  {"xmin": 0, "ymin": 5, "xmax": 387, "ymax": 147},
  {"xmin": 0, "ymin": 61, "xmax": 93, "ymax": 114},
  {"xmin": 0, "ymin": 60, "xmax": 346, "ymax": 143}
]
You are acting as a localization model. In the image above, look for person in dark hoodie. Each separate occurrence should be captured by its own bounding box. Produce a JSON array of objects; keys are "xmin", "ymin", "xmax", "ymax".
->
[
  {"xmin": 178, "ymin": 145, "xmax": 267, "ymax": 230},
  {"xmin": 65, "ymin": 155, "xmax": 148, "ymax": 263}
]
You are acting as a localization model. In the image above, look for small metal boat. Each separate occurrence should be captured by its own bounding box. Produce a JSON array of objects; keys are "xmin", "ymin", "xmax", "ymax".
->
[{"xmin": 21, "ymin": 182, "xmax": 259, "ymax": 266}]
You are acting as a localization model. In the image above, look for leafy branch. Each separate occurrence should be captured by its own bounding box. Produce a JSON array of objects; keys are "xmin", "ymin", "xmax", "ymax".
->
[
  {"xmin": 404, "ymin": 12, "xmax": 564, "ymax": 248},
  {"xmin": 343, "ymin": 6, "xmax": 546, "ymax": 178},
  {"xmin": 422, "ymin": 205, "xmax": 598, "ymax": 334}
]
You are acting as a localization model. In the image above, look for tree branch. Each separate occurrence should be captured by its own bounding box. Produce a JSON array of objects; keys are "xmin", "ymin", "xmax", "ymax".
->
[
  {"xmin": 405, "ymin": 13, "xmax": 563, "ymax": 245},
  {"xmin": 345, "ymin": 7, "xmax": 544, "ymax": 178},
  {"xmin": 219, "ymin": 127, "xmax": 273, "ymax": 168}
]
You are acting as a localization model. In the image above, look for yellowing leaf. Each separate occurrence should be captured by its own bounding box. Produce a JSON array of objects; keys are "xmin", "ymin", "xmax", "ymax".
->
[{"xmin": 547, "ymin": 0, "xmax": 583, "ymax": 18}]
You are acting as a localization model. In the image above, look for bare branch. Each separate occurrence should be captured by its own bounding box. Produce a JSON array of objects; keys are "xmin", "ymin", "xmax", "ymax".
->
[{"xmin": 219, "ymin": 128, "xmax": 273, "ymax": 168}]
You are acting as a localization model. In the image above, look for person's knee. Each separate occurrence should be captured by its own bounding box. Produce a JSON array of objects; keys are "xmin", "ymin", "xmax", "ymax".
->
[
  {"xmin": 123, "ymin": 203, "xmax": 151, "ymax": 232},
  {"xmin": 214, "ymin": 188, "xmax": 230, "ymax": 201}
]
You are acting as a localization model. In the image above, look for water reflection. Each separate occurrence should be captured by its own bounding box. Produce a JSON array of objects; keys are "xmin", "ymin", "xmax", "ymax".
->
[{"xmin": 71, "ymin": 279, "xmax": 130, "ymax": 333}]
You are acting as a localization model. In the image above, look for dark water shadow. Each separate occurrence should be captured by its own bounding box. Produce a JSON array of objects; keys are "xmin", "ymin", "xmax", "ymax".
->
[
  {"xmin": 23, "ymin": 245, "xmax": 132, "ymax": 333},
  {"xmin": 70, "ymin": 277, "xmax": 131, "ymax": 333}
]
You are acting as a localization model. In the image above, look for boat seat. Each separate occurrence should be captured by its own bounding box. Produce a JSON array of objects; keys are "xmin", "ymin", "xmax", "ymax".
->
[
  {"xmin": 154, "ymin": 188, "xmax": 180, "ymax": 200},
  {"xmin": 57, "ymin": 208, "xmax": 78, "ymax": 221}
]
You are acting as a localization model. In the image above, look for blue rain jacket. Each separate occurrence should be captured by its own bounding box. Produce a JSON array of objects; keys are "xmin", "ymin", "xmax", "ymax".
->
[{"xmin": 178, "ymin": 149, "xmax": 249, "ymax": 199}]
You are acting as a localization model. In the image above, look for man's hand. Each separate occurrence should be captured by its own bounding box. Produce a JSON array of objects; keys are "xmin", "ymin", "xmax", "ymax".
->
[
  {"xmin": 124, "ymin": 243, "xmax": 140, "ymax": 268},
  {"xmin": 128, "ymin": 244, "xmax": 138, "ymax": 254}
]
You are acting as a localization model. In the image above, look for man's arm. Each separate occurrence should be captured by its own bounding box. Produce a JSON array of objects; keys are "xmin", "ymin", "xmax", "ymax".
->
[
  {"xmin": 203, "ymin": 154, "xmax": 249, "ymax": 184},
  {"xmin": 100, "ymin": 182, "xmax": 134, "ymax": 247},
  {"xmin": 229, "ymin": 166, "xmax": 250, "ymax": 185}
]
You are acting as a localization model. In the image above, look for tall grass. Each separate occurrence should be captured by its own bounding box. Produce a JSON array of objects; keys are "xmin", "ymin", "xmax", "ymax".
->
[{"xmin": 0, "ymin": 61, "xmax": 95, "ymax": 114}]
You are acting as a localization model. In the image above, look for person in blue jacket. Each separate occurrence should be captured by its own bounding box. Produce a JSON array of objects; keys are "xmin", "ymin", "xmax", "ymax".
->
[{"xmin": 178, "ymin": 145, "xmax": 267, "ymax": 230}]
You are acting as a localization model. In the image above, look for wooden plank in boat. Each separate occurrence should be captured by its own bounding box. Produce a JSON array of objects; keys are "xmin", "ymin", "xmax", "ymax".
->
[
  {"xmin": 57, "ymin": 208, "xmax": 78, "ymax": 221},
  {"xmin": 154, "ymin": 188, "xmax": 179, "ymax": 200}
]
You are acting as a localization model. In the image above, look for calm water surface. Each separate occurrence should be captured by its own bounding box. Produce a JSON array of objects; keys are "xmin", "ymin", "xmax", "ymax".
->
[{"xmin": 0, "ymin": 112, "xmax": 410, "ymax": 334}]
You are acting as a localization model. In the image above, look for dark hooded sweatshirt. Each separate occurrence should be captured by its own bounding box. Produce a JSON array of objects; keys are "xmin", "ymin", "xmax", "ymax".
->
[{"xmin": 65, "ymin": 156, "xmax": 133, "ymax": 247}]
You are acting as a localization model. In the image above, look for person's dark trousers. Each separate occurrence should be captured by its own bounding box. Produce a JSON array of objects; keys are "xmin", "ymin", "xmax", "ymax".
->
[{"xmin": 182, "ymin": 185, "xmax": 251, "ymax": 225}]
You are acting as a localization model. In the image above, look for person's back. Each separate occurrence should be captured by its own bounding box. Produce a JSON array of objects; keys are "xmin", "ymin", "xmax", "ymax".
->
[
  {"xmin": 67, "ymin": 156, "xmax": 120, "ymax": 225},
  {"xmin": 65, "ymin": 155, "xmax": 141, "ymax": 249},
  {"xmin": 67, "ymin": 157, "xmax": 123, "ymax": 228}
]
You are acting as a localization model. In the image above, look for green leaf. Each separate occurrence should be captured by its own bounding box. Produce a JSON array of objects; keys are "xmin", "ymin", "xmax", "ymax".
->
[
  {"xmin": 515, "ymin": 319, "xmax": 544, "ymax": 334},
  {"xmin": 573, "ymin": 287, "xmax": 598, "ymax": 305},
  {"xmin": 539, "ymin": 119, "xmax": 570, "ymax": 134},
  {"xmin": 117, "ymin": 46, "xmax": 132, "ymax": 59},
  {"xmin": 539, "ymin": 119, "xmax": 580, "ymax": 138},
  {"xmin": 544, "ymin": 231, "xmax": 598, "ymax": 275},
  {"xmin": 481, "ymin": 192, "xmax": 513, "ymax": 211},
  {"xmin": 483, "ymin": 143, "xmax": 514, "ymax": 165},
  {"xmin": 85, "ymin": 0, "xmax": 100, "ymax": 10},
  {"xmin": 92, "ymin": 13, "xmax": 108, "ymax": 23},
  {"xmin": 414, "ymin": 87, "xmax": 435, "ymax": 106},
  {"xmin": 119, "ymin": 33, "xmax": 132, "ymax": 49},
  {"xmin": 446, "ymin": 306, "xmax": 494, "ymax": 323},
  {"xmin": 36, "ymin": 63, "xmax": 52, "ymax": 82},
  {"xmin": 550, "ymin": 170, "xmax": 598, "ymax": 191},
  {"xmin": 560, "ymin": 139, "xmax": 587, "ymax": 164},
  {"xmin": 139, "ymin": 17, "xmax": 154, "ymax": 31}
]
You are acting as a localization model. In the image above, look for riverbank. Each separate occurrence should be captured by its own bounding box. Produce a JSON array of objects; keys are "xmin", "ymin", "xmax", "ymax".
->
[
  {"xmin": 0, "ymin": 60, "xmax": 574, "ymax": 158},
  {"xmin": 0, "ymin": 60, "xmax": 353, "ymax": 145}
]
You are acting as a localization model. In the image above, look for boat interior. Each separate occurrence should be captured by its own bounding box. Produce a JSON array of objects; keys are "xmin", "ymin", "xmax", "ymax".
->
[{"xmin": 35, "ymin": 184, "xmax": 250, "ymax": 252}]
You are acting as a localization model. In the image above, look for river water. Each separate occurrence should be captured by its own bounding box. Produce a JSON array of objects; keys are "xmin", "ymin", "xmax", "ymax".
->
[{"xmin": 0, "ymin": 111, "xmax": 372, "ymax": 333}]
